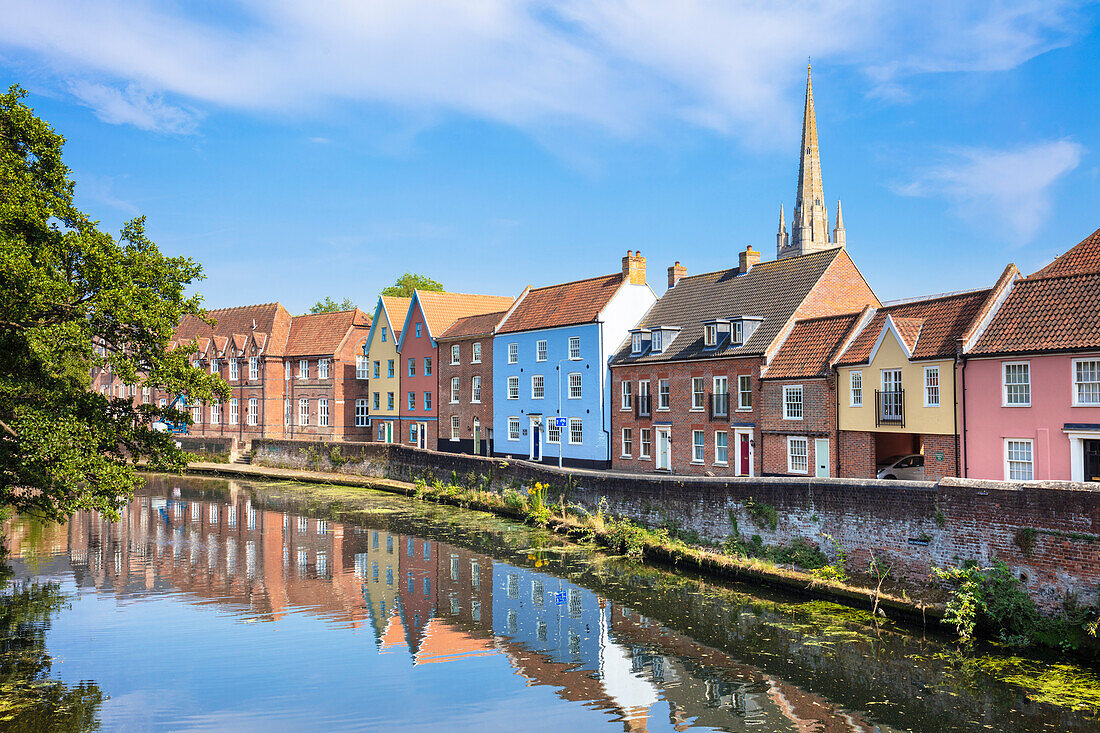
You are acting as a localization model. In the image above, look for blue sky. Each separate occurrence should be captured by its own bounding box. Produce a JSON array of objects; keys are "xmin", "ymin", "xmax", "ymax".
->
[{"xmin": 3, "ymin": 1, "xmax": 1099, "ymax": 313}]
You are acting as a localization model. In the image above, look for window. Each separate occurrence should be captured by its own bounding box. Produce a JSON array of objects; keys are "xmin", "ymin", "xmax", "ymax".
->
[
  {"xmin": 568, "ymin": 336, "xmax": 580, "ymax": 360},
  {"xmin": 508, "ymin": 417, "xmax": 520, "ymax": 441},
  {"xmin": 387, "ymin": 392, "xmax": 394, "ymax": 410},
  {"xmin": 783, "ymin": 385, "xmax": 803, "ymax": 420},
  {"xmin": 658, "ymin": 379, "xmax": 670, "ymax": 410},
  {"xmin": 211, "ymin": 401, "xmax": 220, "ymax": 423},
  {"xmin": 621, "ymin": 381, "xmax": 632, "ymax": 410},
  {"xmin": 299, "ymin": 359, "xmax": 308, "ymax": 379},
  {"xmin": 424, "ymin": 357, "xmax": 432, "ymax": 376},
  {"xmin": 531, "ymin": 375, "xmax": 545, "ymax": 399},
  {"xmin": 715, "ymin": 431, "xmax": 728, "ymax": 465},
  {"xmin": 423, "ymin": 392, "xmax": 431, "ymax": 410},
  {"xmin": 732, "ymin": 321, "xmax": 744, "ymax": 345},
  {"xmin": 704, "ymin": 324, "xmax": 717, "ymax": 347},
  {"xmin": 247, "ymin": 397, "xmax": 257, "ymax": 425},
  {"xmin": 508, "ymin": 343, "xmax": 518, "ymax": 364},
  {"xmin": 373, "ymin": 393, "xmax": 380, "ymax": 410},
  {"xmin": 142, "ymin": 386, "xmax": 150, "ymax": 403},
  {"xmin": 229, "ymin": 358, "xmax": 239, "ymax": 381},
  {"xmin": 450, "ymin": 415, "xmax": 460, "ymax": 441},
  {"xmin": 850, "ymin": 371, "xmax": 863, "ymax": 407},
  {"xmin": 355, "ymin": 399, "xmax": 368, "ymax": 427},
  {"xmin": 451, "ymin": 344, "xmax": 460, "ymax": 364},
  {"xmin": 356, "ymin": 356, "xmax": 368, "ymax": 379},
  {"xmin": 621, "ymin": 428, "xmax": 633, "ymax": 457},
  {"xmin": 387, "ymin": 360, "xmax": 394, "ymax": 378},
  {"xmin": 535, "ymin": 340, "xmax": 546, "ymax": 362},
  {"xmin": 1006, "ymin": 439, "xmax": 1034, "ymax": 481},
  {"xmin": 409, "ymin": 425, "xmax": 417, "ymax": 443},
  {"xmin": 317, "ymin": 398, "xmax": 328, "ymax": 427},
  {"xmin": 415, "ymin": 323, "xmax": 422, "ymax": 338},
  {"xmin": 568, "ymin": 373, "xmax": 582, "ymax": 399},
  {"xmin": 408, "ymin": 392, "xmax": 415, "ymax": 410},
  {"xmin": 924, "ymin": 366, "xmax": 940, "ymax": 407},
  {"xmin": 298, "ymin": 398, "xmax": 309, "ymax": 426},
  {"xmin": 210, "ymin": 359, "xmax": 218, "ymax": 375},
  {"xmin": 568, "ymin": 417, "xmax": 583, "ymax": 444},
  {"xmin": 507, "ymin": 376, "xmax": 519, "ymax": 400},
  {"xmin": 285, "ymin": 399, "xmax": 291, "ymax": 426},
  {"xmin": 691, "ymin": 378, "xmax": 705, "ymax": 410},
  {"xmin": 738, "ymin": 375, "xmax": 752, "ymax": 410},
  {"xmin": 472, "ymin": 342, "xmax": 482, "ymax": 363},
  {"xmin": 373, "ymin": 360, "xmax": 380, "ymax": 379},
  {"xmin": 449, "ymin": 377, "xmax": 460, "ymax": 403},
  {"xmin": 631, "ymin": 333, "xmax": 642, "ymax": 354},
  {"xmin": 249, "ymin": 356, "xmax": 259, "ymax": 380},
  {"xmin": 788, "ymin": 437, "xmax": 809, "ymax": 473},
  {"xmin": 692, "ymin": 430, "xmax": 704, "ymax": 463},
  {"xmin": 651, "ymin": 330, "xmax": 663, "ymax": 353},
  {"xmin": 229, "ymin": 398, "xmax": 239, "ymax": 425},
  {"xmin": 640, "ymin": 429, "xmax": 651, "ymax": 458},
  {"xmin": 159, "ymin": 397, "xmax": 167, "ymax": 408},
  {"xmin": 381, "ymin": 327, "xmax": 387, "ymax": 342},
  {"xmin": 408, "ymin": 358, "xmax": 415, "ymax": 377},
  {"xmin": 1073, "ymin": 359, "xmax": 1100, "ymax": 406},
  {"xmin": 192, "ymin": 405, "xmax": 201, "ymax": 424},
  {"xmin": 714, "ymin": 376, "xmax": 729, "ymax": 416},
  {"xmin": 1003, "ymin": 362, "xmax": 1030, "ymax": 406},
  {"xmin": 547, "ymin": 420, "xmax": 560, "ymax": 444},
  {"xmin": 319, "ymin": 358, "xmax": 330, "ymax": 380}
]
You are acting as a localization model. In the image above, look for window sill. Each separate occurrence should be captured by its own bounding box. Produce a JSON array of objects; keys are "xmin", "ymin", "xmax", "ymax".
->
[
  {"xmin": 783, "ymin": 417, "xmax": 803, "ymax": 421},
  {"xmin": 788, "ymin": 469, "xmax": 809, "ymax": 475},
  {"xmin": 569, "ymin": 442, "xmax": 583, "ymax": 446},
  {"xmin": 1002, "ymin": 404, "xmax": 1031, "ymax": 408},
  {"xmin": 690, "ymin": 460, "xmax": 704, "ymax": 465},
  {"xmin": 713, "ymin": 462, "xmax": 728, "ymax": 467},
  {"xmin": 620, "ymin": 454, "xmax": 632, "ymax": 459},
  {"xmin": 471, "ymin": 400, "xmax": 481, "ymax": 404},
  {"xmin": 735, "ymin": 408, "xmax": 752, "ymax": 413},
  {"xmin": 689, "ymin": 407, "xmax": 704, "ymax": 412},
  {"xmin": 657, "ymin": 407, "xmax": 671, "ymax": 412},
  {"xmin": 639, "ymin": 455, "xmax": 651, "ymax": 460},
  {"xmin": 449, "ymin": 400, "xmax": 459, "ymax": 404},
  {"xmin": 471, "ymin": 361, "xmax": 481, "ymax": 365}
]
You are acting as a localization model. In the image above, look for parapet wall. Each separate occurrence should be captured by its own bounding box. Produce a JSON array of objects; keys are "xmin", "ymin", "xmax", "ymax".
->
[{"xmin": 251, "ymin": 438, "xmax": 1100, "ymax": 609}]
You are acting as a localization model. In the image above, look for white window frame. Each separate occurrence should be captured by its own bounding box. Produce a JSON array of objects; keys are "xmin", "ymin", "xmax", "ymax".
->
[
  {"xmin": 640, "ymin": 428, "xmax": 651, "ymax": 459},
  {"xmin": 787, "ymin": 436, "xmax": 809, "ymax": 474},
  {"xmin": 450, "ymin": 415, "xmax": 460, "ymax": 441},
  {"xmin": 229, "ymin": 358, "xmax": 239, "ymax": 381},
  {"xmin": 319, "ymin": 398, "xmax": 329, "ymax": 427},
  {"xmin": 355, "ymin": 399, "xmax": 368, "ymax": 427},
  {"xmin": 691, "ymin": 377, "xmax": 705, "ymax": 411},
  {"xmin": 535, "ymin": 340, "xmax": 546, "ymax": 362},
  {"xmin": 450, "ymin": 377, "xmax": 460, "ymax": 404},
  {"xmin": 568, "ymin": 336, "xmax": 580, "ymax": 360},
  {"xmin": 850, "ymin": 370, "xmax": 863, "ymax": 407},
  {"xmin": 211, "ymin": 400, "xmax": 221, "ymax": 423},
  {"xmin": 507, "ymin": 376, "xmax": 519, "ymax": 400},
  {"xmin": 210, "ymin": 359, "xmax": 218, "ymax": 375},
  {"xmin": 531, "ymin": 374, "xmax": 545, "ymax": 399},
  {"xmin": 299, "ymin": 359, "xmax": 308, "ymax": 380},
  {"xmin": 715, "ymin": 431, "xmax": 728, "ymax": 465},
  {"xmin": 356, "ymin": 355, "xmax": 368, "ymax": 380},
  {"xmin": 691, "ymin": 430, "xmax": 704, "ymax": 464},
  {"xmin": 472, "ymin": 342, "xmax": 482, "ymax": 363},
  {"xmin": 568, "ymin": 417, "xmax": 583, "ymax": 445},
  {"xmin": 631, "ymin": 333, "xmax": 642, "ymax": 354},
  {"xmin": 1002, "ymin": 361, "xmax": 1031, "ymax": 407},
  {"xmin": 704, "ymin": 324, "xmax": 717, "ymax": 347},
  {"xmin": 249, "ymin": 356, "xmax": 259, "ymax": 380},
  {"xmin": 783, "ymin": 385, "xmax": 804, "ymax": 420},
  {"xmin": 651, "ymin": 330, "xmax": 663, "ymax": 354},
  {"xmin": 451, "ymin": 344, "xmax": 460, "ymax": 365},
  {"xmin": 1072, "ymin": 358, "xmax": 1100, "ymax": 407},
  {"xmin": 737, "ymin": 374, "xmax": 752, "ymax": 410},
  {"xmin": 508, "ymin": 417, "xmax": 521, "ymax": 441},
  {"xmin": 229, "ymin": 398, "xmax": 239, "ymax": 425},
  {"xmin": 547, "ymin": 420, "xmax": 560, "ymax": 444},
  {"xmin": 621, "ymin": 428, "xmax": 633, "ymax": 457},
  {"xmin": 620, "ymin": 381, "xmax": 632, "ymax": 410},
  {"xmin": 508, "ymin": 342, "xmax": 518, "ymax": 364},
  {"xmin": 247, "ymin": 397, "xmax": 257, "ymax": 425},
  {"xmin": 924, "ymin": 365, "xmax": 940, "ymax": 407},
  {"xmin": 298, "ymin": 398, "xmax": 309, "ymax": 426},
  {"xmin": 319, "ymin": 358, "xmax": 330, "ymax": 380},
  {"xmin": 567, "ymin": 373, "xmax": 582, "ymax": 399},
  {"xmin": 471, "ymin": 376, "xmax": 482, "ymax": 403},
  {"xmin": 1004, "ymin": 438, "xmax": 1034, "ymax": 481},
  {"xmin": 658, "ymin": 378, "xmax": 670, "ymax": 410}
]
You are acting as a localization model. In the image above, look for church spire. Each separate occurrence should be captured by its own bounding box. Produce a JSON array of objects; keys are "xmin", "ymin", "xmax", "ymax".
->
[
  {"xmin": 833, "ymin": 199, "xmax": 845, "ymax": 247},
  {"xmin": 777, "ymin": 204, "xmax": 788, "ymax": 253},
  {"xmin": 780, "ymin": 63, "xmax": 835, "ymax": 259}
]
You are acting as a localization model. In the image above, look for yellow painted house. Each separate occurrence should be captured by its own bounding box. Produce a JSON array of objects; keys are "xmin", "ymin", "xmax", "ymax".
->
[
  {"xmin": 365, "ymin": 296, "xmax": 412, "ymax": 443},
  {"xmin": 835, "ymin": 267, "xmax": 1015, "ymax": 480}
]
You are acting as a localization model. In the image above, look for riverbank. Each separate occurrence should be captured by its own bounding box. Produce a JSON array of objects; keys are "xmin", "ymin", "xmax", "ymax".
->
[{"xmin": 178, "ymin": 460, "xmax": 946, "ymax": 626}]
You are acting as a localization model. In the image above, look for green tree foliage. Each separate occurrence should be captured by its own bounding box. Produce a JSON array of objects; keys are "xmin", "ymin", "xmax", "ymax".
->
[
  {"xmin": 307, "ymin": 297, "xmax": 356, "ymax": 314},
  {"xmin": 0, "ymin": 85, "xmax": 228, "ymax": 522},
  {"xmin": 380, "ymin": 272, "xmax": 444, "ymax": 298}
]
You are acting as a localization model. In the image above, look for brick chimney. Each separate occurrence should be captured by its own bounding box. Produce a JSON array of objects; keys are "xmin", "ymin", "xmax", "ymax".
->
[
  {"xmin": 739, "ymin": 245, "xmax": 761, "ymax": 274},
  {"xmin": 667, "ymin": 261, "xmax": 686, "ymax": 288},
  {"xmin": 622, "ymin": 250, "xmax": 647, "ymax": 285}
]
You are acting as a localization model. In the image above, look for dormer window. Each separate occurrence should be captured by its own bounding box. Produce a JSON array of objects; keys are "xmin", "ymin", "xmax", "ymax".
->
[
  {"xmin": 704, "ymin": 324, "xmax": 718, "ymax": 347},
  {"xmin": 732, "ymin": 321, "xmax": 743, "ymax": 345},
  {"xmin": 631, "ymin": 333, "xmax": 643, "ymax": 354},
  {"xmin": 651, "ymin": 330, "xmax": 663, "ymax": 353}
]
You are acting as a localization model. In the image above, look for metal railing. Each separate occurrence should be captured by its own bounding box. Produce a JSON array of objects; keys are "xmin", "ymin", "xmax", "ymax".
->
[
  {"xmin": 875, "ymin": 389, "xmax": 904, "ymax": 427},
  {"xmin": 710, "ymin": 392, "xmax": 729, "ymax": 419}
]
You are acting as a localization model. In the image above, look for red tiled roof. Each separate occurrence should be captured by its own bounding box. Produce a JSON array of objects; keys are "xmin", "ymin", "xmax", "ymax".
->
[
  {"xmin": 285, "ymin": 308, "xmax": 372, "ymax": 356},
  {"xmin": 838, "ymin": 289, "xmax": 990, "ymax": 365},
  {"xmin": 765, "ymin": 312, "xmax": 862, "ymax": 379},
  {"xmin": 379, "ymin": 296, "xmax": 413, "ymax": 333},
  {"xmin": 415, "ymin": 291, "xmax": 515, "ymax": 338},
  {"xmin": 498, "ymin": 273, "xmax": 624, "ymax": 334},
  {"xmin": 438, "ymin": 310, "xmax": 508, "ymax": 340},
  {"xmin": 175, "ymin": 303, "xmax": 292, "ymax": 356},
  {"xmin": 970, "ymin": 272, "xmax": 1100, "ymax": 355},
  {"xmin": 1031, "ymin": 226, "xmax": 1100, "ymax": 278}
]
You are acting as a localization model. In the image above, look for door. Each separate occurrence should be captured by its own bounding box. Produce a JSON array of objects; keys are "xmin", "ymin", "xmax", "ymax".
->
[
  {"xmin": 473, "ymin": 418, "xmax": 481, "ymax": 456},
  {"xmin": 656, "ymin": 427, "xmax": 672, "ymax": 470},
  {"xmin": 417, "ymin": 422, "xmax": 427, "ymax": 450},
  {"xmin": 881, "ymin": 369, "xmax": 902, "ymax": 422},
  {"xmin": 737, "ymin": 430, "xmax": 752, "ymax": 476},
  {"xmin": 383, "ymin": 422, "xmax": 393, "ymax": 444},
  {"xmin": 530, "ymin": 418, "xmax": 542, "ymax": 461},
  {"xmin": 1086, "ymin": 440, "xmax": 1100, "ymax": 482},
  {"xmin": 814, "ymin": 438, "xmax": 829, "ymax": 477}
]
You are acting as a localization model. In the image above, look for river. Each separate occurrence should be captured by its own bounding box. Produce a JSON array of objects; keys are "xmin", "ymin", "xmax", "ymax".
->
[{"xmin": 2, "ymin": 473, "xmax": 1098, "ymax": 732}]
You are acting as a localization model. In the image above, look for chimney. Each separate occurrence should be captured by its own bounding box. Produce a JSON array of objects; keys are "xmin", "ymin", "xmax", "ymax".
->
[
  {"xmin": 667, "ymin": 261, "xmax": 686, "ymax": 289},
  {"xmin": 739, "ymin": 245, "xmax": 761, "ymax": 274},
  {"xmin": 622, "ymin": 250, "xmax": 647, "ymax": 285}
]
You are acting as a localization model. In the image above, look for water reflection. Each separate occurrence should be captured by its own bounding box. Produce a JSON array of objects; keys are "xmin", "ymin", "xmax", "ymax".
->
[{"xmin": 3, "ymin": 476, "xmax": 1099, "ymax": 732}]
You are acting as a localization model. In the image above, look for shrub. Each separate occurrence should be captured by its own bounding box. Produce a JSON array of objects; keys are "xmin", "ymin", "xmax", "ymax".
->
[{"xmin": 745, "ymin": 499, "xmax": 778, "ymax": 531}]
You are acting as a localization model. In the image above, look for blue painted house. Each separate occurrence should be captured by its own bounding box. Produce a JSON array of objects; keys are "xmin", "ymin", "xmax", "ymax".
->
[{"xmin": 493, "ymin": 252, "xmax": 656, "ymax": 468}]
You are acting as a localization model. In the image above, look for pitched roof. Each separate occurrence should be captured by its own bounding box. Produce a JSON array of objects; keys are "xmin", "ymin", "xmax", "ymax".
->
[
  {"xmin": 764, "ymin": 312, "xmax": 862, "ymax": 379},
  {"xmin": 1031, "ymin": 226, "xmax": 1100, "ymax": 279},
  {"xmin": 414, "ymin": 291, "xmax": 515, "ymax": 338},
  {"xmin": 837, "ymin": 289, "xmax": 990, "ymax": 366},
  {"xmin": 437, "ymin": 310, "xmax": 508, "ymax": 340},
  {"xmin": 969, "ymin": 272, "xmax": 1100, "ymax": 355},
  {"xmin": 285, "ymin": 308, "xmax": 371, "ymax": 356},
  {"xmin": 498, "ymin": 273, "xmax": 625, "ymax": 335},
  {"xmin": 379, "ymin": 296, "xmax": 413, "ymax": 329},
  {"xmin": 610, "ymin": 248, "xmax": 845, "ymax": 365},
  {"xmin": 175, "ymin": 303, "xmax": 292, "ymax": 356}
]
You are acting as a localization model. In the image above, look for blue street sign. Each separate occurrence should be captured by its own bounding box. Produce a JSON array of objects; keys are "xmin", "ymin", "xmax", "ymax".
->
[
  {"xmin": 553, "ymin": 417, "xmax": 568, "ymax": 428},
  {"xmin": 555, "ymin": 591, "xmax": 567, "ymax": 606}
]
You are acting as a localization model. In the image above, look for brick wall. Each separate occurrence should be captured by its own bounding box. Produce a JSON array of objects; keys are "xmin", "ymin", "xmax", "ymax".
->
[
  {"xmin": 839, "ymin": 430, "xmax": 875, "ymax": 477},
  {"xmin": 793, "ymin": 250, "xmax": 880, "ymax": 319},
  {"xmin": 920, "ymin": 433, "xmax": 959, "ymax": 481},
  {"xmin": 759, "ymin": 376, "xmax": 836, "ymax": 476},
  {"xmin": 436, "ymin": 336, "xmax": 495, "ymax": 456}
]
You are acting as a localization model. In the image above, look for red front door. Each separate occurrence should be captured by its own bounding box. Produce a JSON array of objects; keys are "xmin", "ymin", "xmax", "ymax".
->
[{"xmin": 739, "ymin": 433, "xmax": 750, "ymax": 475}]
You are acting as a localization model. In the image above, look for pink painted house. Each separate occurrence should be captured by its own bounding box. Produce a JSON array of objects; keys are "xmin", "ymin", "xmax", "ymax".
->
[{"xmin": 963, "ymin": 227, "xmax": 1100, "ymax": 482}]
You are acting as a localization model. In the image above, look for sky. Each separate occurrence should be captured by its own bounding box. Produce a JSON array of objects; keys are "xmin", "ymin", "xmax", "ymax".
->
[{"xmin": 3, "ymin": 1, "xmax": 1100, "ymax": 313}]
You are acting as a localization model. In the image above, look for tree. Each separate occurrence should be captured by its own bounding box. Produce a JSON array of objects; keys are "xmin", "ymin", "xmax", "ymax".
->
[
  {"xmin": 380, "ymin": 272, "xmax": 443, "ymax": 298},
  {"xmin": 307, "ymin": 296, "xmax": 355, "ymax": 314},
  {"xmin": 0, "ymin": 85, "xmax": 229, "ymax": 522}
]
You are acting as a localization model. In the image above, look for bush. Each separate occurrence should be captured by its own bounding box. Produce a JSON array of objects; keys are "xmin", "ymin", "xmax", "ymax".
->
[{"xmin": 934, "ymin": 560, "xmax": 1042, "ymax": 644}]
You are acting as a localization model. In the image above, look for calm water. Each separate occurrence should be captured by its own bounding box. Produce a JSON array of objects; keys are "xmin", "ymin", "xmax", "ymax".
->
[{"xmin": 3, "ymin": 475, "xmax": 1099, "ymax": 732}]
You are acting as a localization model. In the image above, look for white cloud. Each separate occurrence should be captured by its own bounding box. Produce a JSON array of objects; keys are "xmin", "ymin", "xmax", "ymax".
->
[
  {"xmin": 69, "ymin": 81, "xmax": 200, "ymax": 134},
  {"xmin": 898, "ymin": 140, "xmax": 1084, "ymax": 243},
  {"xmin": 0, "ymin": 0, "xmax": 1083, "ymax": 142}
]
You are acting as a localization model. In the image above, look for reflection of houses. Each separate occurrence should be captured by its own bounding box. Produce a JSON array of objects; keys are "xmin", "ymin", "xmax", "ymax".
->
[
  {"xmin": 398, "ymin": 533, "xmax": 436, "ymax": 652},
  {"xmin": 357, "ymin": 528, "xmax": 401, "ymax": 647}
]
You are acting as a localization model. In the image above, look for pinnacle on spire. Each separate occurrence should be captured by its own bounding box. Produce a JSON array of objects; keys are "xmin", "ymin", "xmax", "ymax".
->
[
  {"xmin": 835, "ymin": 199, "xmax": 844, "ymax": 229},
  {"xmin": 776, "ymin": 204, "xmax": 789, "ymax": 255},
  {"xmin": 778, "ymin": 204, "xmax": 786, "ymax": 234},
  {"xmin": 832, "ymin": 199, "xmax": 846, "ymax": 248}
]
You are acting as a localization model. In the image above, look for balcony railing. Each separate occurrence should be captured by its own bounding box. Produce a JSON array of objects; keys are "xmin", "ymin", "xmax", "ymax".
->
[
  {"xmin": 635, "ymin": 394, "xmax": 652, "ymax": 419},
  {"xmin": 875, "ymin": 389, "xmax": 904, "ymax": 427},
  {"xmin": 710, "ymin": 392, "xmax": 729, "ymax": 420}
]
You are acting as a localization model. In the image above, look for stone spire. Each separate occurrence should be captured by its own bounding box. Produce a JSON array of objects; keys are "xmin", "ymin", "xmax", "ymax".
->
[
  {"xmin": 832, "ymin": 199, "xmax": 845, "ymax": 247},
  {"xmin": 777, "ymin": 204, "xmax": 788, "ymax": 253},
  {"xmin": 779, "ymin": 64, "xmax": 837, "ymax": 259}
]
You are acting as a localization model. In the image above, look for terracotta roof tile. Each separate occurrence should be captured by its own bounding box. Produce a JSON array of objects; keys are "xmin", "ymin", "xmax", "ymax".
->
[
  {"xmin": 415, "ymin": 291, "xmax": 515, "ymax": 338},
  {"xmin": 438, "ymin": 310, "xmax": 508, "ymax": 340},
  {"xmin": 498, "ymin": 273, "xmax": 624, "ymax": 334},
  {"xmin": 765, "ymin": 312, "xmax": 861, "ymax": 379},
  {"xmin": 970, "ymin": 272, "xmax": 1100, "ymax": 355},
  {"xmin": 838, "ymin": 289, "xmax": 990, "ymax": 365},
  {"xmin": 1031, "ymin": 226, "xmax": 1100, "ymax": 278},
  {"xmin": 379, "ymin": 296, "xmax": 413, "ymax": 333},
  {"xmin": 175, "ymin": 303, "xmax": 292, "ymax": 357},
  {"xmin": 285, "ymin": 308, "xmax": 372, "ymax": 356}
]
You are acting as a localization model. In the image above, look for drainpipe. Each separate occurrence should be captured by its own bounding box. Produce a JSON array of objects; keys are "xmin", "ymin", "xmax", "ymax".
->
[
  {"xmin": 598, "ymin": 320, "xmax": 611, "ymax": 470},
  {"xmin": 957, "ymin": 342, "xmax": 967, "ymax": 478},
  {"xmin": 834, "ymin": 366, "xmax": 841, "ymax": 477}
]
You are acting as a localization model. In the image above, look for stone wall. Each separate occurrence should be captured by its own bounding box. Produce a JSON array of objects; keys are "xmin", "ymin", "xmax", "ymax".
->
[
  {"xmin": 250, "ymin": 438, "xmax": 1100, "ymax": 610},
  {"xmin": 176, "ymin": 435, "xmax": 236, "ymax": 461}
]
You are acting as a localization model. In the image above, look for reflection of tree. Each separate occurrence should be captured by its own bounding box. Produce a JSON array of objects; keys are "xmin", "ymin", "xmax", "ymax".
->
[{"xmin": 0, "ymin": 577, "xmax": 105, "ymax": 731}]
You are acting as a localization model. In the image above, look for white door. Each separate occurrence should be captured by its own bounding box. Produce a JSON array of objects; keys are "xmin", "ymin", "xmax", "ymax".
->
[
  {"xmin": 815, "ymin": 438, "xmax": 829, "ymax": 477},
  {"xmin": 656, "ymin": 427, "xmax": 672, "ymax": 470}
]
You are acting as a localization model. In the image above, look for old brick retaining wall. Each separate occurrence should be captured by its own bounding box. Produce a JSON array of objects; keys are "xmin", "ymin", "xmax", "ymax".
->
[
  {"xmin": 251, "ymin": 438, "xmax": 1100, "ymax": 610},
  {"xmin": 177, "ymin": 435, "xmax": 236, "ymax": 461}
]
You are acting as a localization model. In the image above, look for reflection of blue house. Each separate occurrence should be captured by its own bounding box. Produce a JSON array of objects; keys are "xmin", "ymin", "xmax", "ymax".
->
[
  {"xmin": 492, "ymin": 253, "xmax": 656, "ymax": 468},
  {"xmin": 492, "ymin": 562, "xmax": 605, "ymax": 672}
]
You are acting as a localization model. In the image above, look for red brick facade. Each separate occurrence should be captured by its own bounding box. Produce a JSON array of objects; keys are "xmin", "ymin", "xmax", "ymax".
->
[
  {"xmin": 838, "ymin": 430, "xmax": 959, "ymax": 480},
  {"xmin": 436, "ymin": 336, "xmax": 495, "ymax": 456},
  {"xmin": 793, "ymin": 251, "xmax": 879, "ymax": 319},
  {"xmin": 839, "ymin": 430, "xmax": 876, "ymax": 478},
  {"xmin": 759, "ymin": 376, "xmax": 838, "ymax": 476}
]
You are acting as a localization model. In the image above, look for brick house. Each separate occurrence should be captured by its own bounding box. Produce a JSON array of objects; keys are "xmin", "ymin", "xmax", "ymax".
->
[
  {"xmin": 436, "ymin": 310, "xmax": 509, "ymax": 456},
  {"xmin": 609, "ymin": 245, "xmax": 877, "ymax": 476}
]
